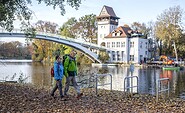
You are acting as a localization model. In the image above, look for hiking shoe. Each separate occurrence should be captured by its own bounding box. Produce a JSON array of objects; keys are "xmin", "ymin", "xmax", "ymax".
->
[
  {"xmin": 76, "ymin": 93, "xmax": 83, "ymax": 99},
  {"xmin": 51, "ymin": 94, "xmax": 56, "ymax": 99},
  {"xmin": 61, "ymin": 96, "xmax": 67, "ymax": 101},
  {"xmin": 64, "ymin": 94, "xmax": 69, "ymax": 98}
]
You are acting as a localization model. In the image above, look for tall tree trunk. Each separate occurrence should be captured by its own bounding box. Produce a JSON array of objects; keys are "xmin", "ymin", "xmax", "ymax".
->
[{"xmin": 173, "ymin": 41, "xmax": 178, "ymax": 63}]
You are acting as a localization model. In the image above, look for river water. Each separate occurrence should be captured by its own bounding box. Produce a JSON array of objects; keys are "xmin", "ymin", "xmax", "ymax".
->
[{"xmin": 1, "ymin": 60, "xmax": 185, "ymax": 98}]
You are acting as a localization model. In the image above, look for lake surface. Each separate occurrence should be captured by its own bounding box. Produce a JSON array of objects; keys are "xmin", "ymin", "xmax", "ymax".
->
[{"xmin": 1, "ymin": 60, "xmax": 185, "ymax": 98}]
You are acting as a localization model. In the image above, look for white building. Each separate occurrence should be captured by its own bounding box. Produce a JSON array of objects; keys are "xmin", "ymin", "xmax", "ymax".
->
[{"xmin": 97, "ymin": 5, "xmax": 149, "ymax": 64}]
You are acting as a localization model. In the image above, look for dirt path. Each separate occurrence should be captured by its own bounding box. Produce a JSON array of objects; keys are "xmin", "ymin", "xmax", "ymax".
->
[{"xmin": 1, "ymin": 83, "xmax": 185, "ymax": 112}]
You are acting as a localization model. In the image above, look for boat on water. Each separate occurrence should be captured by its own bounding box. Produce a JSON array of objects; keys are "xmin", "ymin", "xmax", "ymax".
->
[{"xmin": 162, "ymin": 66, "xmax": 180, "ymax": 70}]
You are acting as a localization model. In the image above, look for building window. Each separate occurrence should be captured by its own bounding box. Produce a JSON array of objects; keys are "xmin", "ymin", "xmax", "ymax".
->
[
  {"xmin": 116, "ymin": 42, "xmax": 120, "ymax": 47},
  {"xmin": 130, "ymin": 55, "xmax": 134, "ymax": 61},
  {"xmin": 107, "ymin": 42, "xmax": 110, "ymax": 48},
  {"xmin": 122, "ymin": 51, "xmax": 124, "ymax": 61},
  {"xmin": 130, "ymin": 42, "xmax": 134, "ymax": 47},
  {"xmin": 145, "ymin": 42, "xmax": 148, "ymax": 49},
  {"xmin": 145, "ymin": 51, "xmax": 147, "ymax": 55},
  {"xmin": 113, "ymin": 33, "xmax": 117, "ymax": 36},
  {"xmin": 112, "ymin": 33, "xmax": 115, "ymax": 36},
  {"xmin": 100, "ymin": 34, "xmax": 102, "ymax": 38},
  {"xmin": 140, "ymin": 42, "xmax": 142, "ymax": 48},
  {"xmin": 112, "ymin": 42, "xmax": 115, "ymax": 47},
  {"xmin": 121, "ymin": 42, "xmax": 125, "ymax": 47},
  {"xmin": 112, "ymin": 51, "xmax": 115, "ymax": 60},
  {"xmin": 117, "ymin": 51, "xmax": 121, "ymax": 61}
]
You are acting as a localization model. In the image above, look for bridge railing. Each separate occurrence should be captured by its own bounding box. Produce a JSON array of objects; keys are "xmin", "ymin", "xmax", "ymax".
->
[{"xmin": 0, "ymin": 28, "xmax": 113, "ymax": 50}]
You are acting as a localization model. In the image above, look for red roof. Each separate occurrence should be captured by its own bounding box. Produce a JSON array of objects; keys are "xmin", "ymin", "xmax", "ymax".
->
[{"xmin": 105, "ymin": 26, "xmax": 133, "ymax": 38}]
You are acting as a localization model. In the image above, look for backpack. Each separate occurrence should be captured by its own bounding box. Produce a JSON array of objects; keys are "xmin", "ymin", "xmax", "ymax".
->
[
  {"xmin": 63, "ymin": 54, "xmax": 70, "ymax": 66},
  {"xmin": 50, "ymin": 63, "xmax": 60, "ymax": 77},
  {"xmin": 51, "ymin": 66, "xmax": 54, "ymax": 77}
]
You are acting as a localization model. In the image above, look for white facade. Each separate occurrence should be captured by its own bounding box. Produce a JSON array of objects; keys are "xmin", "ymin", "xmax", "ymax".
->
[
  {"xmin": 97, "ymin": 21, "xmax": 118, "ymax": 46},
  {"xmin": 104, "ymin": 37, "xmax": 148, "ymax": 63},
  {"xmin": 97, "ymin": 6, "xmax": 149, "ymax": 64}
]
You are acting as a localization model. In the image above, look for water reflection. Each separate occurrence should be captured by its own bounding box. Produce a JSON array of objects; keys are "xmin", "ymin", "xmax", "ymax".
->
[
  {"xmin": 0, "ymin": 61, "xmax": 185, "ymax": 98},
  {"xmin": 31, "ymin": 62, "xmax": 51, "ymax": 87}
]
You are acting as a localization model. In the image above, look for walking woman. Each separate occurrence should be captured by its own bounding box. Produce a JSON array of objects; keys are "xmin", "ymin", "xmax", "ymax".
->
[{"xmin": 51, "ymin": 55, "xmax": 65, "ymax": 100}]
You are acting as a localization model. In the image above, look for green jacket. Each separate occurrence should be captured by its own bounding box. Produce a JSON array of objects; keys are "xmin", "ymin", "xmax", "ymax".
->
[{"xmin": 64, "ymin": 55, "xmax": 77, "ymax": 77}]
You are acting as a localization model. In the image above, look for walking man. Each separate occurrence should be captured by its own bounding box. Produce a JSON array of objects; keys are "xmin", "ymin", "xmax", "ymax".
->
[{"xmin": 64, "ymin": 50, "xmax": 83, "ymax": 99}]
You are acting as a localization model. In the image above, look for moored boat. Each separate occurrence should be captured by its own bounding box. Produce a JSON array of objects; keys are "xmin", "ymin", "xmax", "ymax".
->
[{"xmin": 162, "ymin": 66, "xmax": 180, "ymax": 70}]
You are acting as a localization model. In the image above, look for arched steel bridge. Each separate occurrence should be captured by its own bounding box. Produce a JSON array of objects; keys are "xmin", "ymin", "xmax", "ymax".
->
[{"xmin": 0, "ymin": 29, "xmax": 112, "ymax": 63}]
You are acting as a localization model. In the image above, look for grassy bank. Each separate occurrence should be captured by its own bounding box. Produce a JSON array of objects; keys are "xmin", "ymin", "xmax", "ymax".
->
[{"xmin": 0, "ymin": 83, "xmax": 185, "ymax": 112}]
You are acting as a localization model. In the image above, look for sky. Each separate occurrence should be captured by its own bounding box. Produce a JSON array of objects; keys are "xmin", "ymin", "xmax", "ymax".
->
[
  {"xmin": 1, "ymin": 0, "xmax": 185, "ymax": 43},
  {"xmin": 27, "ymin": 0, "xmax": 185, "ymax": 27}
]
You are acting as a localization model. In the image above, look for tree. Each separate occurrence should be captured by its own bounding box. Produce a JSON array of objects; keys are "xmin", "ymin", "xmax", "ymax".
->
[
  {"xmin": 32, "ymin": 20, "xmax": 59, "ymax": 62},
  {"xmin": 131, "ymin": 22, "xmax": 150, "ymax": 38},
  {"xmin": 154, "ymin": 6, "xmax": 184, "ymax": 56},
  {"xmin": 0, "ymin": 41, "xmax": 31, "ymax": 59},
  {"xmin": 60, "ymin": 17, "xmax": 77, "ymax": 38},
  {"xmin": 98, "ymin": 50, "xmax": 110, "ymax": 63},
  {"xmin": 0, "ymin": 0, "xmax": 81, "ymax": 31},
  {"xmin": 60, "ymin": 14, "xmax": 97, "ymax": 43},
  {"xmin": 176, "ymin": 33, "xmax": 185, "ymax": 58},
  {"xmin": 75, "ymin": 14, "xmax": 97, "ymax": 43}
]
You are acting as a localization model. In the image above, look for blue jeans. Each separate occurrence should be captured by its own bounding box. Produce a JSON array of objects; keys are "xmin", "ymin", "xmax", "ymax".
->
[{"xmin": 51, "ymin": 79, "xmax": 63, "ymax": 97}]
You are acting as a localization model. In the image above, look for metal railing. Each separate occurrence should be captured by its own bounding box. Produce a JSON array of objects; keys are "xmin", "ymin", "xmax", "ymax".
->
[
  {"xmin": 95, "ymin": 74, "xmax": 112, "ymax": 95},
  {"xmin": 0, "ymin": 28, "xmax": 113, "ymax": 50},
  {"xmin": 156, "ymin": 78, "xmax": 170, "ymax": 102},
  {"xmin": 124, "ymin": 76, "xmax": 138, "ymax": 93}
]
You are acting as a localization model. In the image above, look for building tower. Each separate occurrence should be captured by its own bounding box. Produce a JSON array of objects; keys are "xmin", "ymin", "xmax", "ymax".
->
[{"xmin": 96, "ymin": 5, "xmax": 120, "ymax": 46}]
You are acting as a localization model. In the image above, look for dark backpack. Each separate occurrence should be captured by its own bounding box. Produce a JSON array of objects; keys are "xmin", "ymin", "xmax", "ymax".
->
[{"xmin": 63, "ymin": 54, "xmax": 70, "ymax": 66}]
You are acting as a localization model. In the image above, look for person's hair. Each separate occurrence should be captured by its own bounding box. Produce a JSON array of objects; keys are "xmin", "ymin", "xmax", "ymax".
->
[
  {"xmin": 71, "ymin": 50, "xmax": 77, "ymax": 54},
  {"xmin": 55, "ymin": 55, "xmax": 60, "ymax": 60}
]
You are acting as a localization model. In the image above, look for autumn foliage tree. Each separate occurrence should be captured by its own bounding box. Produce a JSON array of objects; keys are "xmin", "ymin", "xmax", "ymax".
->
[
  {"xmin": 0, "ymin": 41, "xmax": 31, "ymax": 59},
  {"xmin": 154, "ymin": 6, "xmax": 184, "ymax": 57},
  {"xmin": 131, "ymin": 22, "xmax": 151, "ymax": 39},
  {"xmin": 75, "ymin": 14, "xmax": 97, "ymax": 43},
  {"xmin": 0, "ymin": 0, "xmax": 82, "ymax": 31},
  {"xmin": 60, "ymin": 17, "xmax": 77, "ymax": 38},
  {"xmin": 32, "ymin": 20, "xmax": 60, "ymax": 62}
]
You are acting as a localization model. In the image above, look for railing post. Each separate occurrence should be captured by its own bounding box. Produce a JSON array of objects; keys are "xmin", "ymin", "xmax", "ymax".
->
[
  {"xmin": 95, "ymin": 74, "xmax": 112, "ymax": 95},
  {"xmin": 124, "ymin": 76, "xmax": 138, "ymax": 93},
  {"xmin": 96, "ymin": 74, "xmax": 98, "ymax": 95},
  {"xmin": 156, "ymin": 78, "xmax": 170, "ymax": 102}
]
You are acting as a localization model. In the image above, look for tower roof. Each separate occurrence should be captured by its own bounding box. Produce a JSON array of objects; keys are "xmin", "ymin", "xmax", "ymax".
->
[{"xmin": 97, "ymin": 5, "xmax": 120, "ymax": 19}]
